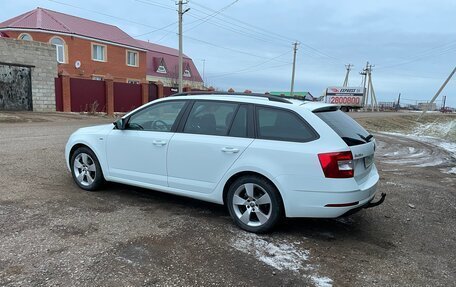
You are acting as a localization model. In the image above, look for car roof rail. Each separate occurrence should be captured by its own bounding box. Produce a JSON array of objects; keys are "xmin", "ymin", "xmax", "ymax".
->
[{"xmin": 169, "ymin": 91, "xmax": 292, "ymax": 104}]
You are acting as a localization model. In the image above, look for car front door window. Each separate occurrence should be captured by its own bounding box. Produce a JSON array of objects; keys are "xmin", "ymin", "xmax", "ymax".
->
[{"xmin": 127, "ymin": 101, "xmax": 185, "ymax": 131}]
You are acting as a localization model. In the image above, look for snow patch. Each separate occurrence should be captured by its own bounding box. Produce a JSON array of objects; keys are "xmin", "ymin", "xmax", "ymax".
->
[
  {"xmin": 379, "ymin": 130, "xmax": 456, "ymax": 172},
  {"xmin": 311, "ymin": 275, "xmax": 334, "ymax": 287},
  {"xmin": 230, "ymin": 232, "xmax": 332, "ymax": 286},
  {"xmin": 442, "ymin": 167, "xmax": 456, "ymax": 174},
  {"xmin": 231, "ymin": 232, "xmax": 309, "ymax": 271}
]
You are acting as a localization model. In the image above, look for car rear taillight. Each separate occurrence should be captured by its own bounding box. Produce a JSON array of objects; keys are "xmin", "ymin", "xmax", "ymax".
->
[{"xmin": 318, "ymin": 151, "xmax": 354, "ymax": 178}]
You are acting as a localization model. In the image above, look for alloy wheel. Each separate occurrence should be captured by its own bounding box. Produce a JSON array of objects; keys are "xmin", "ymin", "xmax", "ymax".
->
[
  {"xmin": 73, "ymin": 153, "xmax": 97, "ymax": 187},
  {"xmin": 232, "ymin": 183, "xmax": 272, "ymax": 227}
]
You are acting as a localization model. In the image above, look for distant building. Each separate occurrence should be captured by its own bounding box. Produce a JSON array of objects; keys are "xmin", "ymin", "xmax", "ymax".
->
[
  {"xmin": 417, "ymin": 102, "xmax": 437, "ymax": 111},
  {"xmin": 138, "ymin": 40, "xmax": 203, "ymax": 89},
  {"xmin": 0, "ymin": 8, "xmax": 203, "ymax": 87},
  {"xmin": 378, "ymin": 102, "xmax": 395, "ymax": 109}
]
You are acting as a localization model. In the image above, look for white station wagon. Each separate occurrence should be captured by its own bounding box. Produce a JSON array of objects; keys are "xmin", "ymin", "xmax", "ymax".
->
[{"xmin": 65, "ymin": 92, "xmax": 384, "ymax": 233}]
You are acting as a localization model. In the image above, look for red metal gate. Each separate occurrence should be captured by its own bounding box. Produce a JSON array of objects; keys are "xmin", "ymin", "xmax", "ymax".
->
[{"xmin": 70, "ymin": 78, "xmax": 106, "ymax": 112}]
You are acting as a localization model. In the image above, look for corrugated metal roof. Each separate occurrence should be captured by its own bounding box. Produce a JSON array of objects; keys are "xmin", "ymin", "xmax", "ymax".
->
[{"xmin": 0, "ymin": 7, "xmax": 143, "ymax": 49}]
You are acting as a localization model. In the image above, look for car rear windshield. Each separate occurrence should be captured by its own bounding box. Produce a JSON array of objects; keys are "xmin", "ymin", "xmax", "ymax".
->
[{"xmin": 314, "ymin": 110, "xmax": 371, "ymax": 146}]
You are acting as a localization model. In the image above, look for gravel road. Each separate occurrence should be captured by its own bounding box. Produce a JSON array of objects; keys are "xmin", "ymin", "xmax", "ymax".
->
[{"xmin": 0, "ymin": 112, "xmax": 455, "ymax": 287}]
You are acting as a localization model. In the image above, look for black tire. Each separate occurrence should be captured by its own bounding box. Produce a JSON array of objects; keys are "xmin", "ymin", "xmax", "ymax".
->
[
  {"xmin": 226, "ymin": 175, "xmax": 283, "ymax": 233},
  {"xmin": 70, "ymin": 147, "xmax": 105, "ymax": 191},
  {"xmin": 340, "ymin": 106, "xmax": 350, "ymax": 112}
]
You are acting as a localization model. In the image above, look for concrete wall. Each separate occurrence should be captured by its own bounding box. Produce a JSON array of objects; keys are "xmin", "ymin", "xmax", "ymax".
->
[
  {"xmin": 0, "ymin": 37, "xmax": 57, "ymax": 111},
  {"xmin": 4, "ymin": 31, "xmax": 147, "ymax": 83}
]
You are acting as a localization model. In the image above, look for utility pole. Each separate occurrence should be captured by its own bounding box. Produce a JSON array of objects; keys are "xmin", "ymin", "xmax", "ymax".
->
[
  {"xmin": 360, "ymin": 62, "xmax": 378, "ymax": 111},
  {"xmin": 201, "ymin": 59, "xmax": 206, "ymax": 87},
  {"xmin": 396, "ymin": 93, "xmax": 401, "ymax": 111},
  {"xmin": 367, "ymin": 66, "xmax": 378, "ymax": 111},
  {"xmin": 343, "ymin": 64, "xmax": 353, "ymax": 87},
  {"xmin": 360, "ymin": 62, "xmax": 369, "ymax": 110},
  {"xmin": 177, "ymin": 0, "xmax": 190, "ymax": 93},
  {"xmin": 290, "ymin": 41, "xmax": 299, "ymax": 97},
  {"xmin": 418, "ymin": 66, "xmax": 456, "ymax": 120}
]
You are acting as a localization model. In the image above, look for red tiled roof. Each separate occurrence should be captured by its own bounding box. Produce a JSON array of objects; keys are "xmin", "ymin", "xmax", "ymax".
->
[
  {"xmin": 137, "ymin": 40, "xmax": 202, "ymax": 82},
  {"xmin": 0, "ymin": 7, "xmax": 143, "ymax": 49}
]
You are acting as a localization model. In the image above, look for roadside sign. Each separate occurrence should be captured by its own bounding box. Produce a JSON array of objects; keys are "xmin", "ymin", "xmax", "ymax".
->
[{"xmin": 325, "ymin": 87, "xmax": 364, "ymax": 107}]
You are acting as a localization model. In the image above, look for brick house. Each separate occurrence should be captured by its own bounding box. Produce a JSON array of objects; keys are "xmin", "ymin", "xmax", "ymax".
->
[
  {"xmin": 138, "ymin": 40, "xmax": 203, "ymax": 89},
  {"xmin": 0, "ymin": 8, "xmax": 203, "ymax": 87}
]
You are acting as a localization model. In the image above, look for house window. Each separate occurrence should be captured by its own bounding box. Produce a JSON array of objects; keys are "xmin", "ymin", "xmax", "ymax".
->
[
  {"xmin": 183, "ymin": 63, "xmax": 191, "ymax": 78},
  {"xmin": 92, "ymin": 43, "xmax": 106, "ymax": 62},
  {"xmin": 127, "ymin": 79, "xmax": 140, "ymax": 84},
  {"xmin": 155, "ymin": 58, "xmax": 167, "ymax": 74},
  {"xmin": 92, "ymin": 76, "xmax": 104, "ymax": 81},
  {"xmin": 126, "ymin": 50, "xmax": 138, "ymax": 67},
  {"xmin": 50, "ymin": 37, "xmax": 65, "ymax": 63},
  {"xmin": 18, "ymin": 33, "xmax": 33, "ymax": 41}
]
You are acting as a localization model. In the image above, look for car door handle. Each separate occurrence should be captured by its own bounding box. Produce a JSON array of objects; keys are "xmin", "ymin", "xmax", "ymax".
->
[
  {"xmin": 152, "ymin": 140, "xmax": 167, "ymax": 146},
  {"xmin": 221, "ymin": 147, "xmax": 239, "ymax": 153}
]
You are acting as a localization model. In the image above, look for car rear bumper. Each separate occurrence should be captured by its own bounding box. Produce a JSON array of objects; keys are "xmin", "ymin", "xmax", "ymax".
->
[{"xmin": 280, "ymin": 168, "xmax": 380, "ymax": 218}]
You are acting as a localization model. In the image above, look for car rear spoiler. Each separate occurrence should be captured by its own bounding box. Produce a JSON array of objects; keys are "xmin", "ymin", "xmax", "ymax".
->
[{"xmin": 312, "ymin": 106, "xmax": 340, "ymax": 113}]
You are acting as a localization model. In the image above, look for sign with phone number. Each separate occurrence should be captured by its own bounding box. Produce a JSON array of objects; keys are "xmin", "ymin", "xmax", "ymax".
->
[{"xmin": 328, "ymin": 96, "xmax": 363, "ymax": 105}]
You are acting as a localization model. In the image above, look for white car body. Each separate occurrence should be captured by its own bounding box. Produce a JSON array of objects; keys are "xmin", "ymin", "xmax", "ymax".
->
[{"xmin": 65, "ymin": 94, "xmax": 379, "ymax": 219}]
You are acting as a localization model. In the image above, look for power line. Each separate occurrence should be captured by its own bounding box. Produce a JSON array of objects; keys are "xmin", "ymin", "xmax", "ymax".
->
[
  {"xmin": 46, "ymin": 0, "xmax": 341, "ymax": 77},
  {"xmin": 189, "ymin": 0, "xmax": 346, "ymax": 63},
  {"xmin": 135, "ymin": 0, "xmax": 346, "ymax": 64},
  {"xmin": 184, "ymin": 35, "xmax": 291, "ymax": 63},
  {"xmin": 134, "ymin": 0, "xmax": 176, "ymax": 11},
  {"xmin": 186, "ymin": 8, "xmax": 342, "ymax": 62},
  {"xmin": 47, "ymin": 0, "xmax": 169, "ymax": 30},
  {"xmin": 190, "ymin": 1, "xmax": 295, "ymax": 43},
  {"xmin": 136, "ymin": 0, "xmax": 292, "ymax": 49},
  {"xmin": 376, "ymin": 41, "xmax": 456, "ymax": 70},
  {"xmin": 208, "ymin": 63, "xmax": 291, "ymax": 79},
  {"xmin": 185, "ymin": 0, "xmax": 240, "ymax": 32},
  {"xmin": 113, "ymin": 21, "xmax": 178, "ymax": 41},
  {"xmin": 209, "ymin": 50, "xmax": 291, "ymax": 78}
]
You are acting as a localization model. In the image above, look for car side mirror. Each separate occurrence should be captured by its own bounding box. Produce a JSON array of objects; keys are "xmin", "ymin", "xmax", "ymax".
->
[{"xmin": 113, "ymin": 118, "xmax": 126, "ymax": 130}]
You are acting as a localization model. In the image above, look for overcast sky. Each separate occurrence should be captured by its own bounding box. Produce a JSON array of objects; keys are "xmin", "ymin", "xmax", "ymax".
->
[{"xmin": 3, "ymin": 0, "xmax": 456, "ymax": 107}]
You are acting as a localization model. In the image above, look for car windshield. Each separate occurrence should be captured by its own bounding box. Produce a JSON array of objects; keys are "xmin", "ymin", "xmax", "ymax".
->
[{"xmin": 314, "ymin": 110, "xmax": 371, "ymax": 146}]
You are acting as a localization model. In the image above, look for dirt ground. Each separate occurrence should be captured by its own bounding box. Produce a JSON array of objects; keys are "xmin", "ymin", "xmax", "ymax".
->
[{"xmin": 0, "ymin": 111, "xmax": 455, "ymax": 287}]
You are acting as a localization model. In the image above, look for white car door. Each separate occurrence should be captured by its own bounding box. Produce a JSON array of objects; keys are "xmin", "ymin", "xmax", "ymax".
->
[
  {"xmin": 167, "ymin": 102, "xmax": 253, "ymax": 194},
  {"xmin": 106, "ymin": 100, "xmax": 186, "ymax": 186}
]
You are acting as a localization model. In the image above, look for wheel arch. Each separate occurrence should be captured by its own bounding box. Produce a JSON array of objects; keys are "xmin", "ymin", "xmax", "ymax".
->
[
  {"xmin": 222, "ymin": 171, "xmax": 285, "ymax": 212},
  {"xmin": 68, "ymin": 143, "xmax": 106, "ymax": 179}
]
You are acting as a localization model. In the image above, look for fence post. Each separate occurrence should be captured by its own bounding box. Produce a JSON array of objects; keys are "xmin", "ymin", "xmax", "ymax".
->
[
  {"xmin": 60, "ymin": 70, "xmax": 71, "ymax": 112},
  {"xmin": 156, "ymin": 81, "xmax": 164, "ymax": 98},
  {"xmin": 105, "ymin": 74, "xmax": 114, "ymax": 115},
  {"xmin": 141, "ymin": 81, "xmax": 149, "ymax": 105}
]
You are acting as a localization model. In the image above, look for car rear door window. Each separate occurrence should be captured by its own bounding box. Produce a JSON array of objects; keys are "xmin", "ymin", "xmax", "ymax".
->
[
  {"xmin": 314, "ymin": 110, "xmax": 371, "ymax": 146},
  {"xmin": 256, "ymin": 107, "xmax": 317, "ymax": 142},
  {"xmin": 127, "ymin": 101, "xmax": 185, "ymax": 132},
  {"xmin": 184, "ymin": 101, "xmax": 238, "ymax": 136}
]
